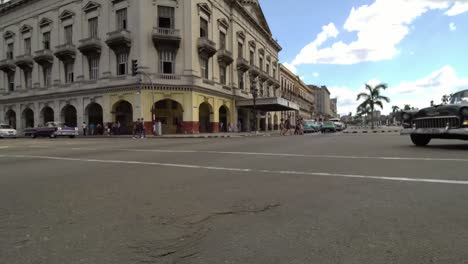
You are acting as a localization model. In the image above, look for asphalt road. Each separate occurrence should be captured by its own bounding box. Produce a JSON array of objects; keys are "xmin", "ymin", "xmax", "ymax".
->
[{"xmin": 1, "ymin": 133, "xmax": 468, "ymax": 264}]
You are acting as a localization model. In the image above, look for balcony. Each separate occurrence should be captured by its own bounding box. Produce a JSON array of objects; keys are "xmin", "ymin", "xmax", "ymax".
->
[
  {"xmin": 78, "ymin": 37, "xmax": 102, "ymax": 57},
  {"xmin": 267, "ymin": 76, "xmax": 274, "ymax": 86},
  {"xmin": 249, "ymin": 65, "xmax": 260, "ymax": 78},
  {"xmin": 154, "ymin": 73, "xmax": 182, "ymax": 80},
  {"xmin": 105, "ymin": 30, "xmax": 131, "ymax": 53},
  {"xmin": 54, "ymin": 43, "xmax": 77, "ymax": 62},
  {"xmin": 217, "ymin": 49, "xmax": 233, "ymax": 66},
  {"xmin": 259, "ymin": 71, "xmax": 269, "ymax": 83},
  {"xmin": 152, "ymin": 27, "xmax": 181, "ymax": 49},
  {"xmin": 34, "ymin": 49, "xmax": 54, "ymax": 66},
  {"xmin": 15, "ymin": 54, "xmax": 34, "ymax": 70},
  {"xmin": 236, "ymin": 57, "xmax": 250, "ymax": 72},
  {"xmin": 0, "ymin": 58, "xmax": 16, "ymax": 72},
  {"xmin": 197, "ymin": 37, "xmax": 217, "ymax": 58}
]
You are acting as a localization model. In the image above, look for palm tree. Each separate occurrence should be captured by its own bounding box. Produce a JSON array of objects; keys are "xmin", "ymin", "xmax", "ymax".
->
[
  {"xmin": 356, "ymin": 83, "xmax": 390, "ymax": 129},
  {"xmin": 404, "ymin": 104, "xmax": 412, "ymax": 111},
  {"xmin": 442, "ymin": 95, "xmax": 450, "ymax": 104},
  {"xmin": 356, "ymin": 105, "xmax": 372, "ymax": 126}
]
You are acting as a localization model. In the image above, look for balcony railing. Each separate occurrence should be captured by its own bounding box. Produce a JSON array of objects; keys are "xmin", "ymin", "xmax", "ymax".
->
[
  {"xmin": 153, "ymin": 27, "xmax": 180, "ymax": 37},
  {"xmin": 155, "ymin": 73, "xmax": 182, "ymax": 80},
  {"xmin": 197, "ymin": 37, "xmax": 217, "ymax": 58},
  {"xmin": 152, "ymin": 27, "xmax": 181, "ymax": 49}
]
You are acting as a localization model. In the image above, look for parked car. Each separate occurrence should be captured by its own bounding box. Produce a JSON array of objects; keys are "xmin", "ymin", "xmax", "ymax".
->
[
  {"xmin": 321, "ymin": 121, "xmax": 336, "ymax": 133},
  {"xmin": 0, "ymin": 124, "xmax": 17, "ymax": 138},
  {"xmin": 400, "ymin": 89, "xmax": 468, "ymax": 146},
  {"xmin": 24, "ymin": 122, "xmax": 79, "ymax": 139},
  {"xmin": 329, "ymin": 118, "xmax": 345, "ymax": 131},
  {"xmin": 303, "ymin": 120, "xmax": 321, "ymax": 133}
]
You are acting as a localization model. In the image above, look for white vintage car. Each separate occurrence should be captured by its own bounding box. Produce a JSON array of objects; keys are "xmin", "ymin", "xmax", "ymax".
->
[{"xmin": 0, "ymin": 124, "xmax": 17, "ymax": 138}]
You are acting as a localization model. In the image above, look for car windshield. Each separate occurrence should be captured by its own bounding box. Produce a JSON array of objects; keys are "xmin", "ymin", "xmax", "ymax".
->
[
  {"xmin": 304, "ymin": 122, "xmax": 315, "ymax": 127},
  {"xmin": 0, "ymin": 124, "xmax": 12, "ymax": 129},
  {"xmin": 450, "ymin": 91, "xmax": 468, "ymax": 104},
  {"xmin": 324, "ymin": 121, "xmax": 334, "ymax": 125}
]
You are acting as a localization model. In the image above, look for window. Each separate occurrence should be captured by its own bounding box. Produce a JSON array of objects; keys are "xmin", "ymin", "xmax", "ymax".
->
[
  {"xmin": 116, "ymin": 8, "xmax": 127, "ymax": 30},
  {"xmin": 43, "ymin": 66, "xmax": 51, "ymax": 87},
  {"xmin": 238, "ymin": 42, "xmax": 243, "ymax": 58},
  {"xmin": 65, "ymin": 62, "xmax": 74, "ymax": 83},
  {"xmin": 64, "ymin": 25, "xmax": 73, "ymax": 44},
  {"xmin": 200, "ymin": 18, "xmax": 208, "ymax": 38},
  {"xmin": 89, "ymin": 57, "xmax": 99, "ymax": 80},
  {"xmin": 117, "ymin": 52, "xmax": 128, "ymax": 75},
  {"xmin": 200, "ymin": 57, "xmax": 209, "ymax": 79},
  {"xmin": 159, "ymin": 50, "xmax": 175, "ymax": 74},
  {"xmin": 158, "ymin": 6, "xmax": 174, "ymax": 28},
  {"xmin": 273, "ymin": 67, "xmax": 276, "ymax": 78},
  {"xmin": 220, "ymin": 65, "xmax": 226, "ymax": 85},
  {"xmin": 238, "ymin": 72, "xmax": 244, "ymax": 90},
  {"xmin": 24, "ymin": 70, "xmax": 32, "ymax": 88},
  {"xmin": 7, "ymin": 43, "xmax": 13, "ymax": 59},
  {"xmin": 7, "ymin": 72, "xmax": 15, "ymax": 92},
  {"xmin": 24, "ymin": 38, "xmax": 31, "ymax": 55},
  {"xmin": 249, "ymin": 50, "xmax": 254, "ymax": 65},
  {"xmin": 43, "ymin": 32, "xmax": 50, "ymax": 50},
  {"xmin": 88, "ymin": 17, "xmax": 98, "ymax": 38},
  {"xmin": 219, "ymin": 32, "xmax": 226, "ymax": 50},
  {"xmin": 266, "ymin": 64, "xmax": 270, "ymax": 75},
  {"xmin": 259, "ymin": 57, "xmax": 263, "ymax": 71}
]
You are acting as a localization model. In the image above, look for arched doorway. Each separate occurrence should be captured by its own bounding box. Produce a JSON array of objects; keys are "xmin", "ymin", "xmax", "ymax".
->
[
  {"xmin": 22, "ymin": 108, "xmax": 34, "ymax": 128},
  {"xmin": 61, "ymin": 105, "xmax": 77, "ymax": 127},
  {"xmin": 86, "ymin": 103, "xmax": 103, "ymax": 126},
  {"xmin": 112, "ymin": 100, "xmax": 133, "ymax": 134},
  {"xmin": 219, "ymin": 105, "xmax": 229, "ymax": 132},
  {"xmin": 154, "ymin": 99, "xmax": 184, "ymax": 134},
  {"xmin": 274, "ymin": 114, "xmax": 279, "ymax": 130},
  {"xmin": 5, "ymin": 110, "xmax": 16, "ymax": 129},
  {"xmin": 199, "ymin": 102, "xmax": 212, "ymax": 133},
  {"xmin": 41, "ymin": 106, "xmax": 54, "ymax": 125}
]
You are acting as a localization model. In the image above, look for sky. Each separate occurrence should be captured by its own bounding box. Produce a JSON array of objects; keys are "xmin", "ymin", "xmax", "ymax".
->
[{"xmin": 259, "ymin": 0, "xmax": 468, "ymax": 116}]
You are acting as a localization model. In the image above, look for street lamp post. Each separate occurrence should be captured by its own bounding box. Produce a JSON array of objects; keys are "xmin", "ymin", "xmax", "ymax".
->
[
  {"xmin": 251, "ymin": 79, "xmax": 258, "ymax": 134},
  {"xmin": 137, "ymin": 71, "xmax": 155, "ymax": 134}
]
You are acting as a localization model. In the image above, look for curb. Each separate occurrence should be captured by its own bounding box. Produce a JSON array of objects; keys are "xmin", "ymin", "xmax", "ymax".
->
[{"xmin": 343, "ymin": 130, "xmax": 400, "ymax": 134}]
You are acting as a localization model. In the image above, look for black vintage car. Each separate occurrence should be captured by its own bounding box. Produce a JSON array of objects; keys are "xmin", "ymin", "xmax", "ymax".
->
[
  {"xmin": 24, "ymin": 122, "xmax": 79, "ymax": 139},
  {"xmin": 400, "ymin": 89, "xmax": 468, "ymax": 146}
]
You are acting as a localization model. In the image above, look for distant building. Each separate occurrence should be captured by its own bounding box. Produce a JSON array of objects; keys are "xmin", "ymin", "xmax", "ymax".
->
[
  {"xmin": 308, "ymin": 85, "xmax": 331, "ymax": 120},
  {"xmin": 330, "ymin": 98, "xmax": 337, "ymax": 118}
]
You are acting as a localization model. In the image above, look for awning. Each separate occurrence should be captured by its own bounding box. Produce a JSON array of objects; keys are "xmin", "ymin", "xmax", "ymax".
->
[{"xmin": 236, "ymin": 97, "xmax": 300, "ymax": 111}]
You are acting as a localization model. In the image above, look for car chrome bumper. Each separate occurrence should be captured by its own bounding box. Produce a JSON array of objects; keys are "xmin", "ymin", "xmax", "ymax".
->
[
  {"xmin": 401, "ymin": 128, "xmax": 468, "ymax": 135},
  {"xmin": 0, "ymin": 134, "xmax": 17, "ymax": 138},
  {"xmin": 54, "ymin": 131, "xmax": 78, "ymax": 136}
]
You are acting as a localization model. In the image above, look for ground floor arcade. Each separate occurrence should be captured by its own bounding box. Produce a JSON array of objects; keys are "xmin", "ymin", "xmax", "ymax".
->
[{"xmin": 1, "ymin": 89, "xmax": 289, "ymax": 135}]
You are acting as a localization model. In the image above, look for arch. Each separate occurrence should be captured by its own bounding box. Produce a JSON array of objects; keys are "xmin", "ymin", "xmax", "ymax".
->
[
  {"xmin": 218, "ymin": 105, "xmax": 230, "ymax": 132},
  {"xmin": 40, "ymin": 106, "xmax": 54, "ymax": 125},
  {"xmin": 61, "ymin": 105, "xmax": 77, "ymax": 127},
  {"xmin": 22, "ymin": 108, "xmax": 34, "ymax": 128},
  {"xmin": 85, "ymin": 102, "xmax": 103, "ymax": 126},
  {"xmin": 5, "ymin": 109, "xmax": 16, "ymax": 129},
  {"xmin": 199, "ymin": 102, "xmax": 213, "ymax": 133},
  {"xmin": 273, "ymin": 114, "xmax": 279, "ymax": 130},
  {"xmin": 153, "ymin": 99, "xmax": 184, "ymax": 134},
  {"xmin": 112, "ymin": 100, "xmax": 133, "ymax": 134}
]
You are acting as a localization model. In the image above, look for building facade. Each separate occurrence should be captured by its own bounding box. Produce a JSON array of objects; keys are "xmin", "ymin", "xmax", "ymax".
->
[
  {"xmin": 0, "ymin": 0, "xmax": 296, "ymax": 134},
  {"xmin": 308, "ymin": 85, "xmax": 331, "ymax": 120},
  {"xmin": 330, "ymin": 98, "xmax": 337, "ymax": 118}
]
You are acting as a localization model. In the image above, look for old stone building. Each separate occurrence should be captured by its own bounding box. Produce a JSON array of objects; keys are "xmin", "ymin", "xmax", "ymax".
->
[{"xmin": 0, "ymin": 0, "xmax": 297, "ymax": 134}]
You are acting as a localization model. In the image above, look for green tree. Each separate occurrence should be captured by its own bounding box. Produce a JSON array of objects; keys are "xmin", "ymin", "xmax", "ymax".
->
[
  {"xmin": 356, "ymin": 83, "xmax": 390, "ymax": 129},
  {"xmin": 404, "ymin": 104, "xmax": 411, "ymax": 111},
  {"xmin": 391, "ymin": 105, "xmax": 400, "ymax": 124}
]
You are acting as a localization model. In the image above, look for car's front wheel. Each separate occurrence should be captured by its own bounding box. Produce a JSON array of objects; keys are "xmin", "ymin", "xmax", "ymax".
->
[
  {"xmin": 49, "ymin": 134, "xmax": 56, "ymax": 139},
  {"xmin": 411, "ymin": 134, "xmax": 431, "ymax": 146}
]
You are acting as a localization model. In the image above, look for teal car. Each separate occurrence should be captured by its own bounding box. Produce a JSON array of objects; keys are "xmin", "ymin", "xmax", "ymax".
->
[
  {"xmin": 321, "ymin": 121, "xmax": 336, "ymax": 133},
  {"xmin": 303, "ymin": 121, "xmax": 320, "ymax": 133}
]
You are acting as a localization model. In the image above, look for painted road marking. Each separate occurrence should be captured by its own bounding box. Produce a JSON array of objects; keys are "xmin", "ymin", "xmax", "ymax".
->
[
  {"xmin": 1, "ymin": 154, "xmax": 468, "ymax": 185},
  {"xmin": 120, "ymin": 149, "xmax": 468, "ymax": 163},
  {"xmin": 0, "ymin": 146, "xmax": 9, "ymax": 149}
]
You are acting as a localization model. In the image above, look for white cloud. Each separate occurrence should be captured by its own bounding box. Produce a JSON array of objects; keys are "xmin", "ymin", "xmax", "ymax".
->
[
  {"xmin": 445, "ymin": 1, "xmax": 468, "ymax": 16},
  {"xmin": 282, "ymin": 62, "xmax": 297, "ymax": 74},
  {"xmin": 449, "ymin": 22, "xmax": 457, "ymax": 31},
  {"xmin": 313, "ymin": 72, "xmax": 320, "ymax": 77},
  {"xmin": 330, "ymin": 66, "xmax": 468, "ymax": 116},
  {"xmin": 291, "ymin": 0, "xmax": 468, "ymax": 66}
]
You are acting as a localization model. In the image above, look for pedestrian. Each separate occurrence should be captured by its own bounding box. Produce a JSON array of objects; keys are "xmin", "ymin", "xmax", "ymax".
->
[
  {"xmin": 133, "ymin": 119, "xmax": 140, "ymax": 139},
  {"xmin": 280, "ymin": 119, "xmax": 285, "ymax": 136},
  {"xmin": 97, "ymin": 123, "xmax": 103, "ymax": 135},
  {"xmin": 89, "ymin": 123, "xmax": 95, "ymax": 136},
  {"xmin": 284, "ymin": 118, "xmax": 292, "ymax": 136},
  {"xmin": 117, "ymin": 121, "xmax": 121, "ymax": 135},
  {"xmin": 140, "ymin": 118, "xmax": 146, "ymax": 139},
  {"xmin": 219, "ymin": 122, "xmax": 224, "ymax": 133},
  {"xmin": 82, "ymin": 122, "xmax": 87, "ymax": 136}
]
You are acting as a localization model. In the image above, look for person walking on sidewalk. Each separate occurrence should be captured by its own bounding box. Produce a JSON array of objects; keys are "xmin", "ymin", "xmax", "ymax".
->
[
  {"xmin": 82, "ymin": 122, "xmax": 87, "ymax": 136},
  {"xmin": 133, "ymin": 119, "xmax": 140, "ymax": 139},
  {"xmin": 139, "ymin": 118, "xmax": 146, "ymax": 139}
]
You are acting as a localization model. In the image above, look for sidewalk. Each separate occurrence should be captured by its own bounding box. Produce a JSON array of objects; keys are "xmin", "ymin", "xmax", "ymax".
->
[{"xmin": 77, "ymin": 131, "xmax": 275, "ymax": 139}]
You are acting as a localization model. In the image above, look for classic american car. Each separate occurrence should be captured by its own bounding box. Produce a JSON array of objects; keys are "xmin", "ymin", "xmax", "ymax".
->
[
  {"xmin": 24, "ymin": 122, "xmax": 79, "ymax": 139},
  {"xmin": 0, "ymin": 124, "xmax": 17, "ymax": 138},
  {"xmin": 321, "ymin": 121, "xmax": 337, "ymax": 133},
  {"xmin": 303, "ymin": 120, "xmax": 321, "ymax": 133},
  {"xmin": 400, "ymin": 89, "xmax": 468, "ymax": 146}
]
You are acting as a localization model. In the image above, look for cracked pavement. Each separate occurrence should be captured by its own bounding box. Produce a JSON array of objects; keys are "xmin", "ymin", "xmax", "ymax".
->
[{"xmin": 1, "ymin": 134, "xmax": 468, "ymax": 263}]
